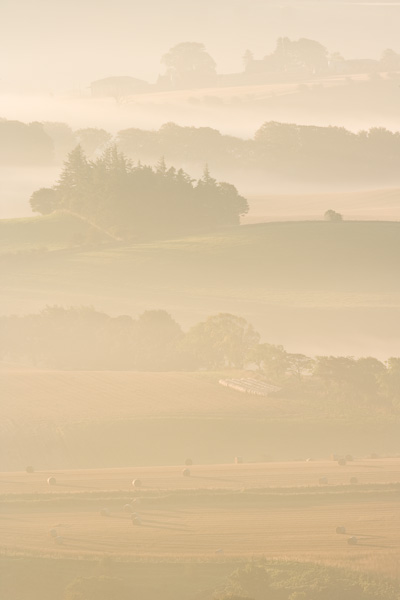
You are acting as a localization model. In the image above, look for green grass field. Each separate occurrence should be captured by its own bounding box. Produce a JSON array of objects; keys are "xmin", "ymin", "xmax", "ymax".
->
[{"xmin": 2, "ymin": 215, "xmax": 400, "ymax": 356}]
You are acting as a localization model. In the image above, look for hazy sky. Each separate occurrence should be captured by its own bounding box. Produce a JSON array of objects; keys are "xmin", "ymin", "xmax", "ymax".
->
[{"xmin": 2, "ymin": 0, "xmax": 400, "ymax": 92}]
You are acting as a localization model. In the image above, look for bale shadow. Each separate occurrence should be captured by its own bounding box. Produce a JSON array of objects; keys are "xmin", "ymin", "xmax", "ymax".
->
[
  {"xmin": 56, "ymin": 483, "xmax": 99, "ymax": 490},
  {"xmin": 142, "ymin": 522, "xmax": 188, "ymax": 532},
  {"xmin": 189, "ymin": 475, "xmax": 236, "ymax": 483},
  {"xmin": 357, "ymin": 543, "xmax": 391, "ymax": 548},
  {"xmin": 348, "ymin": 533, "xmax": 385, "ymax": 539},
  {"xmin": 0, "ymin": 480, "xmax": 29, "ymax": 486}
]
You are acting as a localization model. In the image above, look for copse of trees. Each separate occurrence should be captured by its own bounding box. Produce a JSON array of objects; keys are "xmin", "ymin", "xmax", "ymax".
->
[
  {"xmin": 5, "ymin": 116, "xmax": 400, "ymax": 185},
  {"xmin": 245, "ymin": 37, "xmax": 329, "ymax": 75},
  {"xmin": 29, "ymin": 146, "xmax": 249, "ymax": 240},
  {"xmin": 160, "ymin": 42, "xmax": 217, "ymax": 89}
]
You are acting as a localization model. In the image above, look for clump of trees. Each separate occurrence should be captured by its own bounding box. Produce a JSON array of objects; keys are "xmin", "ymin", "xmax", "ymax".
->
[
  {"xmin": 244, "ymin": 37, "xmax": 329, "ymax": 75},
  {"xmin": 29, "ymin": 146, "xmax": 248, "ymax": 240},
  {"xmin": 217, "ymin": 559, "xmax": 400, "ymax": 600},
  {"xmin": 160, "ymin": 42, "xmax": 217, "ymax": 89},
  {"xmin": 324, "ymin": 209, "xmax": 343, "ymax": 222},
  {"xmin": 1, "ymin": 306, "xmax": 400, "ymax": 413}
]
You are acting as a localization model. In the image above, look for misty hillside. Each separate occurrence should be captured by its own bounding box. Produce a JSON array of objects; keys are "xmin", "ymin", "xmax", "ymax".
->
[
  {"xmin": 3, "ymin": 218, "xmax": 400, "ymax": 290},
  {"xmin": 2, "ymin": 218, "xmax": 400, "ymax": 357}
]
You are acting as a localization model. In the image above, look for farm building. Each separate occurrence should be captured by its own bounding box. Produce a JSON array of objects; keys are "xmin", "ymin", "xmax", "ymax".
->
[{"xmin": 219, "ymin": 377, "xmax": 281, "ymax": 397}]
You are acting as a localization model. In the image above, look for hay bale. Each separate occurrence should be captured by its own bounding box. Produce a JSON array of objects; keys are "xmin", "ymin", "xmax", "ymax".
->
[
  {"xmin": 306, "ymin": 458, "xmax": 313, "ymax": 462},
  {"xmin": 350, "ymin": 477, "xmax": 358, "ymax": 485},
  {"xmin": 185, "ymin": 458, "xmax": 193, "ymax": 466},
  {"xmin": 345, "ymin": 454, "xmax": 354, "ymax": 462},
  {"xmin": 336, "ymin": 526, "xmax": 346, "ymax": 534},
  {"xmin": 132, "ymin": 479, "xmax": 142, "ymax": 488},
  {"xmin": 131, "ymin": 498, "xmax": 140, "ymax": 506},
  {"xmin": 235, "ymin": 456, "xmax": 243, "ymax": 464},
  {"xmin": 100, "ymin": 508, "xmax": 111, "ymax": 517},
  {"xmin": 338, "ymin": 458, "xmax": 347, "ymax": 466},
  {"xmin": 47, "ymin": 476, "xmax": 56, "ymax": 486},
  {"xmin": 182, "ymin": 468, "xmax": 190, "ymax": 477},
  {"xmin": 50, "ymin": 529, "xmax": 57, "ymax": 538},
  {"xmin": 26, "ymin": 465, "xmax": 34, "ymax": 473},
  {"xmin": 347, "ymin": 536, "xmax": 358, "ymax": 545},
  {"xmin": 55, "ymin": 536, "xmax": 64, "ymax": 545},
  {"xmin": 131, "ymin": 515, "xmax": 142, "ymax": 526},
  {"xmin": 319, "ymin": 477, "xmax": 328, "ymax": 485},
  {"xmin": 123, "ymin": 504, "xmax": 134, "ymax": 513}
]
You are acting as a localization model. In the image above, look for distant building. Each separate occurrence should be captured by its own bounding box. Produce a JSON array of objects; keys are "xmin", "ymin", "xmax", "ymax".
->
[
  {"xmin": 90, "ymin": 76, "xmax": 151, "ymax": 98},
  {"xmin": 219, "ymin": 378, "xmax": 281, "ymax": 397}
]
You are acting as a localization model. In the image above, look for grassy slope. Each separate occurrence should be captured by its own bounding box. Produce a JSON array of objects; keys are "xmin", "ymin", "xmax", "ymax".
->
[
  {"xmin": 0, "ymin": 211, "xmax": 100, "ymax": 253},
  {"xmin": 244, "ymin": 188, "xmax": 400, "ymax": 222},
  {"xmin": 2, "ymin": 217, "xmax": 400, "ymax": 356},
  {"xmin": 3, "ymin": 217, "xmax": 400, "ymax": 294}
]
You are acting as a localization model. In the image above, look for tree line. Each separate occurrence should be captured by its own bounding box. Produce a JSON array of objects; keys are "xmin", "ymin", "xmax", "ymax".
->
[
  {"xmin": 1, "ymin": 306, "xmax": 399, "ymax": 412},
  {"xmin": 5, "ymin": 117, "xmax": 400, "ymax": 185},
  {"xmin": 30, "ymin": 146, "xmax": 248, "ymax": 239},
  {"xmin": 116, "ymin": 121, "xmax": 400, "ymax": 184}
]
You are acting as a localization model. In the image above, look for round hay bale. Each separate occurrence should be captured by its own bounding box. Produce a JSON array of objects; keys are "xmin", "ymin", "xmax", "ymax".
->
[
  {"xmin": 132, "ymin": 479, "xmax": 142, "ymax": 489},
  {"xmin": 350, "ymin": 477, "xmax": 358, "ymax": 485},
  {"xmin": 132, "ymin": 515, "xmax": 142, "ymax": 526},
  {"xmin": 345, "ymin": 454, "xmax": 354, "ymax": 462},
  {"xmin": 306, "ymin": 458, "xmax": 313, "ymax": 462},
  {"xmin": 319, "ymin": 477, "xmax": 328, "ymax": 485},
  {"xmin": 55, "ymin": 536, "xmax": 64, "ymax": 545},
  {"xmin": 185, "ymin": 458, "xmax": 193, "ymax": 466},
  {"xmin": 338, "ymin": 458, "xmax": 347, "ymax": 466},
  {"xmin": 123, "ymin": 504, "xmax": 134, "ymax": 513},
  {"xmin": 336, "ymin": 526, "xmax": 346, "ymax": 534},
  {"xmin": 347, "ymin": 536, "xmax": 358, "ymax": 545},
  {"xmin": 100, "ymin": 508, "xmax": 111, "ymax": 517},
  {"xmin": 47, "ymin": 476, "xmax": 56, "ymax": 486},
  {"xmin": 50, "ymin": 529, "xmax": 57, "ymax": 538},
  {"xmin": 182, "ymin": 468, "xmax": 190, "ymax": 477},
  {"xmin": 26, "ymin": 465, "xmax": 34, "ymax": 474},
  {"xmin": 235, "ymin": 456, "xmax": 243, "ymax": 464}
]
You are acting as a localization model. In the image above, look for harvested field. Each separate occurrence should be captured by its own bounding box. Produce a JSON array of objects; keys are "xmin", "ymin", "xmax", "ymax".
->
[
  {"xmin": 2, "ymin": 459, "xmax": 400, "ymax": 495},
  {"xmin": 1, "ymin": 460, "xmax": 400, "ymax": 577}
]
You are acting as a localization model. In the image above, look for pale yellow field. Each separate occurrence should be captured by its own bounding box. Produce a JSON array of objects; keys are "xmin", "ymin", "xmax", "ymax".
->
[
  {"xmin": 1, "ymin": 460, "xmax": 400, "ymax": 577},
  {"xmin": 0, "ymin": 370, "xmax": 295, "ymax": 423},
  {"xmin": 125, "ymin": 73, "xmax": 371, "ymax": 106},
  {"xmin": 2, "ymin": 459, "xmax": 400, "ymax": 494}
]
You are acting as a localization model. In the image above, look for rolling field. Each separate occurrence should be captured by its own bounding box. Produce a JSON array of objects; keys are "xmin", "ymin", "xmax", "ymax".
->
[
  {"xmin": 2, "ymin": 218, "xmax": 400, "ymax": 356},
  {"xmin": 2, "ymin": 369, "xmax": 400, "ymax": 472},
  {"xmin": 0, "ymin": 370, "xmax": 285, "ymax": 422},
  {"xmin": 1, "ymin": 460, "xmax": 400, "ymax": 578}
]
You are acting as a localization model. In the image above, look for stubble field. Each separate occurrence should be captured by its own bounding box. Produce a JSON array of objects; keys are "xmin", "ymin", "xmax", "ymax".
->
[{"xmin": 1, "ymin": 459, "xmax": 400, "ymax": 578}]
